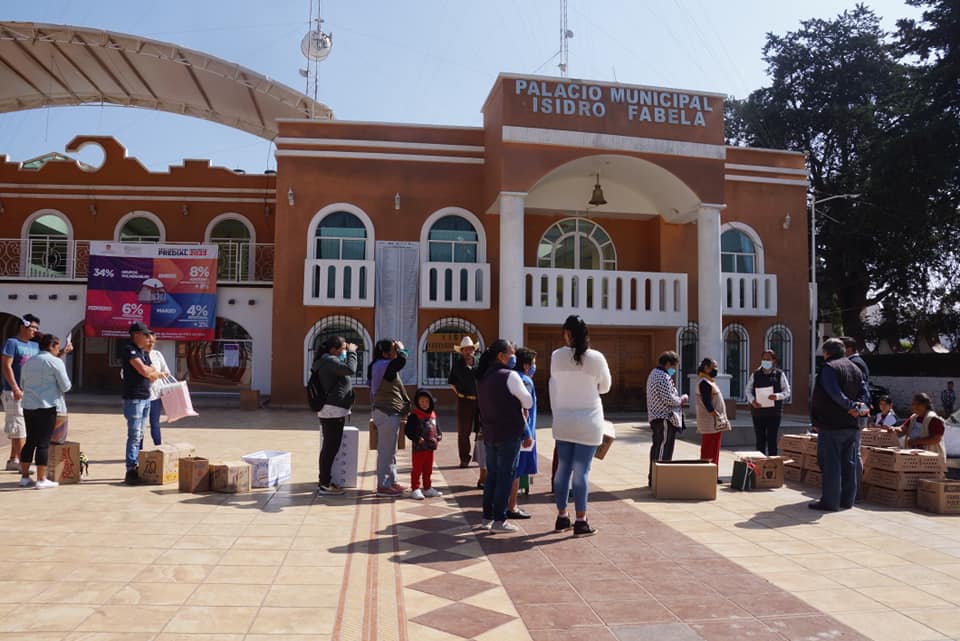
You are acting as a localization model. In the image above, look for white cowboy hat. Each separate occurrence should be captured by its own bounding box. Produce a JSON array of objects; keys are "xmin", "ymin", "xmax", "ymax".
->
[{"xmin": 453, "ymin": 336, "xmax": 477, "ymax": 351}]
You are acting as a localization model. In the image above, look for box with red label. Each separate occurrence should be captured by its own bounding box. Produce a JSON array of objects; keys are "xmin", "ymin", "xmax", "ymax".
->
[
  {"xmin": 740, "ymin": 455, "xmax": 792, "ymax": 489},
  {"xmin": 917, "ymin": 479, "xmax": 960, "ymax": 514},
  {"xmin": 48, "ymin": 441, "xmax": 81, "ymax": 484}
]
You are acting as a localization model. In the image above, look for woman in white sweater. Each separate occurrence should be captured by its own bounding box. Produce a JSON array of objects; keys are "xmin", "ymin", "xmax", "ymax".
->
[{"xmin": 549, "ymin": 315, "xmax": 612, "ymax": 537}]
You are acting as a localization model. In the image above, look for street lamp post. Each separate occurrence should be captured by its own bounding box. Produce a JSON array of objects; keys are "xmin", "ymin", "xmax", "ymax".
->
[{"xmin": 809, "ymin": 192, "xmax": 860, "ymax": 393}]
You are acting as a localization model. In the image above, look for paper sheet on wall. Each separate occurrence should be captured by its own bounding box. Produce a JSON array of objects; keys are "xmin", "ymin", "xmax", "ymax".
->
[
  {"xmin": 756, "ymin": 386, "xmax": 775, "ymax": 408},
  {"xmin": 375, "ymin": 241, "xmax": 420, "ymax": 387}
]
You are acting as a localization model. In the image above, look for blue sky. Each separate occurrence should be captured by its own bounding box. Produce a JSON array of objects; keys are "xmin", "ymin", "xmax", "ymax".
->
[{"xmin": 0, "ymin": 0, "xmax": 922, "ymax": 171}]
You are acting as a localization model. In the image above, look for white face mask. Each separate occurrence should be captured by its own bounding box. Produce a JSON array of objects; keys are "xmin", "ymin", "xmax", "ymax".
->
[{"xmin": 761, "ymin": 360, "xmax": 773, "ymax": 370}]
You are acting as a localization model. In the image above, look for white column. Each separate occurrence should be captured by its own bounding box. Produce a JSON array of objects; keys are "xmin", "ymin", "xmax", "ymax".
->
[
  {"xmin": 498, "ymin": 192, "xmax": 526, "ymax": 344},
  {"xmin": 697, "ymin": 205, "xmax": 728, "ymax": 394}
]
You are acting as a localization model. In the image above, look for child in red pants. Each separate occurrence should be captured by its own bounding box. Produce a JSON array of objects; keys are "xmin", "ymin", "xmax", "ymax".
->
[{"xmin": 405, "ymin": 389, "xmax": 443, "ymax": 500}]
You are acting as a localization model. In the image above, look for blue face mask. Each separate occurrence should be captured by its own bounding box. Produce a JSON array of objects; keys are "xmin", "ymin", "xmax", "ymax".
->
[
  {"xmin": 761, "ymin": 360, "xmax": 773, "ymax": 370},
  {"xmin": 507, "ymin": 355, "xmax": 517, "ymax": 369},
  {"xmin": 528, "ymin": 364, "xmax": 537, "ymax": 377},
  {"xmin": 339, "ymin": 350, "xmax": 348, "ymax": 362},
  {"xmin": 397, "ymin": 348, "xmax": 409, "ymax": 358},
  {"xmin": 667, "ymin": 367, "xmax": 677, "ymax": 377}
]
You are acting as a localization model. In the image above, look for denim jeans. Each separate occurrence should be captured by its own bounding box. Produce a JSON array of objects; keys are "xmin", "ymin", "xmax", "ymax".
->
[
  {"xmin": 123, "ymin": 399, "xmax": 151, "ymax": 471},
  {"xmin": 372, "ymin": 410, "xmax": 400, "ymax": 489},
  {"xmin": 554, "ymin": 440, "xmax": 597, "ymax": 514},
  {"xmin": 482, "ymin": 438, "xmax": 522, "ymax": 522},
  {"xmin": 149, "ymin": 399, "xmax": 163, "ymax": 446},
  {"xmin": 817, "ymin": 427, "xmax": 860, "ymax": 510}
]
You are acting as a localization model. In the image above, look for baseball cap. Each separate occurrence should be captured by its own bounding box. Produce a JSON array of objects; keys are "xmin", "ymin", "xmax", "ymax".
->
[{"xmin": 129, "ymin": 321, "xmax": 154, "ymax": 335}]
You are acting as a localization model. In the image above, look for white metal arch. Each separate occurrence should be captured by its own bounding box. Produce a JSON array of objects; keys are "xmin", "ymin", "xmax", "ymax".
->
[
  {"xmin": 419, "ymin": 206, "xmax": 488, "ymax": 263},
  {"xmin": 721, "ymin": 221, "xmax": 765, "ymax": 273},
  {"xmin": 114, "ymin": 210, "xmax": 166, "ymax": 242},
  {"xmin": 21, "ymin": 208, "xmax": 73, "ymax": 239},
  {"xmin": 307, "ymin": 203, "xmax": 376, "ymax": 260}
]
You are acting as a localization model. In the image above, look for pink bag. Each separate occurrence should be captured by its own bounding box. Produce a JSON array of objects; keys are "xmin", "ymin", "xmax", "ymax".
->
[{"xmin": 158, "ymin": 377, "xmax": 199, "ymax": 423}]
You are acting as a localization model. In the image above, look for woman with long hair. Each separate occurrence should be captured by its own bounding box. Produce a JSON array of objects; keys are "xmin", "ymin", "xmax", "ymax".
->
[
  {"xmin": 695, "ymin": 357, "xmax": 729, "ymax": 478},
  {"xmin": 476, "ymin": 339, "xmax": 532, "ymax": 532},
  {"xmin": 369, "ymin": 338, "xmax": 411, "ymax": 496},
  {"xmin": 549, "ymin": 316, "xmax": 611, "ymax": 537},
  {"xmin": 312, "ymin": 335, "xmax": 359, "ymax": 495}
]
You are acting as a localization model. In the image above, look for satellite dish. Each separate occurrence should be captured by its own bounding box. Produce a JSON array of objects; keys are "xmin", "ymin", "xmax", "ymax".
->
[{"xmin": 301, "ymin": 30, "xmax": 333, "ymax": 61}]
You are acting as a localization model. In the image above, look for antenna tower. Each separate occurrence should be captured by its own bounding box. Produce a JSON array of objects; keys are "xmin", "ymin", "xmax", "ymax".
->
[
  {"xmin": 299, "ymin": 0, "xmax": 333, "ymax": 117},
  {"xmin": 559, "ymin": 0, "xmax": 573, "ymax": 77}
]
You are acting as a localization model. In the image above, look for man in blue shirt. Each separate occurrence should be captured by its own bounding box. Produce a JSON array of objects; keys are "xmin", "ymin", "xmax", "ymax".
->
[
  {"xmin": 2, "ymin": 314, "xmax": 40, "ymax": 470},
  {"xmin": 121, "ymin": 322, "xmax": 164, "ymax": 485}
]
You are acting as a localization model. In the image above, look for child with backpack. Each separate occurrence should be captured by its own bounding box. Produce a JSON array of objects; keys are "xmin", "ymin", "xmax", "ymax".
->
[{"xmin": 404, "ymin": 389, "xmax": 443, "ymax": 500}]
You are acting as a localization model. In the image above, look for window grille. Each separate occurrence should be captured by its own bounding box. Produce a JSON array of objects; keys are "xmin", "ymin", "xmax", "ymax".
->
[
  {"xmin": 723, "ymin": 323, "xmax": 750, "ymax": 402},
  {"xmin": 419, "ymin": 317, "xmax": 485, "ymax": 386},
  {"xmin": 305, "ymin": 315, "xmax": 372, "ymax": 386},
  {"xmin": 678, "ymin": 323, "xmax": 699, "ymax": 396},
  {"xmin": 766, "ymin": 323, "xmax": 794, "ymax": 396}
]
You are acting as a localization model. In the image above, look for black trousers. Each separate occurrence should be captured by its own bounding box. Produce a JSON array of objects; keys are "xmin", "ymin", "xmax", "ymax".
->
[
  {"xmin": 456, "ymin": 398, "xmax": 478, "ymax": 465},
  {"xmin": 318, "ymin": 416, "xmax": 346, "ymax": 486},
  {"xmin": 752, "ymin": 415, "xmax": 782, "ymax": 455},
  {"xmin": 649, "ymin": 418, "xmax": 677, "ymax": 483},
  {"xmin": 23, "ymin": 407, "xmax": 57, "ymax": 466}
]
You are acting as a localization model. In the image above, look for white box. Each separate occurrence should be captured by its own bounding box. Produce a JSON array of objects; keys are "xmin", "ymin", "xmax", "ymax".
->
[
  {"xmin": 324, "ymin": 426, "xmax": 359, "ymax": 488},
  {"xmin": 241, "ymin": 450, "xmax": 292, "ymax": 488}
]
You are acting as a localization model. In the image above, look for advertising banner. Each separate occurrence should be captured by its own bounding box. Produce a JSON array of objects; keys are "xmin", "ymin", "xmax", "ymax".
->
[{"xmin": 85, "ymin": 242, "xmax": 218, "ymax": 340}]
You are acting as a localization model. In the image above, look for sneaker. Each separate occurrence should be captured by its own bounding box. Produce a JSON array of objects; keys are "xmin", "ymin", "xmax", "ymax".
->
[
  {"xmin": 423, "ymin": 488, "xmax": 442, "ymax": 498},
  {"xmin": 573, "ymin": 521, "xmax": 598, "ymax": 537},
  {"xmin": 35, "ymin": 478, "xmax": 59, "ymax": 489},
  {"xmin": 376, "ymin": 486, "xmax": 403, "ymax": 497},
  {"xmin": 410, "ymin": 489, "xmax": 425, "ymax": 500},
  {"xmin": 5, "ymin": 459, "xmax": 19, "ymax": 472},
  {"xmin": 491, "ymin": 520, "xmax": 519, "ymax": 533},
  {"xmin": 317, "ymin": 484, "xmax": 345, "ymax": 495},
  {"xmin": 18, "ymin": 476, "xmax": 35, "ymax": 488},
  {"xmin": 391, "ymin": 483, "xmax": 407, "ymax": 492},
  {"xmin": 506, "ymin": 508, "xmax": 532, "ymax": 519},
  {"xmin": 554, "ymin": 515, "xmax": 572, "ymax": 532},
  {"xmin": 479, "ymin": 519, "xmax": 494, "ymax": 530},
  {"xmin": 123, "ymin": 470, "xmax": 141, "ymax": 486},
  {"xmin": 330, "ymin": 482, "xmax": 345, "ymax": 491}
]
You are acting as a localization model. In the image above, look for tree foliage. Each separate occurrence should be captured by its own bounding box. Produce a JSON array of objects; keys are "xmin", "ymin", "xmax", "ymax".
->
[{"xmin": 727, "ymin": 2, "xmax": 960, "ymax": 348}]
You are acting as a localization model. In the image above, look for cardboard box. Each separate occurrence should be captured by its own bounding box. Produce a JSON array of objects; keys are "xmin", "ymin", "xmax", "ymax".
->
[
  {"xmin": 860, "ymin": 446, "xmax": 872, "ymax": 468},
  {"xmin": 865, "ymin": 467, "xmax": 944, "ymax": 491},
  {"xmin": 138, "ymin": 444, "xmax": 184, "ymax": 484},
  {"xmin": 784, "ymin": 464, "xmax": 804, "ymax": 483},
  {"xmin": 860, "ymin": 428, "xmax": 900, "ymax": 448},
  {"xmin": 241, "ymin": 450, "xmax": 291, "ymax": 488},
  {"xmin": 179, "ymin": 457, "xmax": 210, "ymax": 492},
  {"xmin": 594, "ymin": 422, "xmax": 616, "ymax": 460},
  {"xmin": 867, "ymin": 485, "xmax": 916, "ymax": 508},
  {"xmin": 751, "ymin": 457, "xmax": 788, "ymax": 489},
  {"xmin": 47, "ymin": 441, "xmax": 81, "ymax": 484},
  {"xmin": 803, "ymin": 434, "xmax": 820, "ymax": 455},
  {"xmin": 240, "ymin": 389, "xmax": 260, "ymax": 411},
  {"xmin": 859, "ymin": 481, "xmax": 871, "ymax": 501},
  {"xmin": 331, "ymin": 426, "xmax": 359, "ymax": 488},
  {"xmin": 866, "ymin": 448, "xmax": 943, "ymax": 472},
  {"xmin": 778, "ymin": 434, "xmax": 812, "ymax": 455},
  {"xmin": 210, "ymin": 461, "xmax": 251, "ymax": 493},
  {"xmin": 802, "ymin": 453, "xmax": 821, "ymax": 472},
  {"xmin": 917, "ymin": 479, "xmax": 960, "ymax": 514},
  {"xmin": 804, "ymin": 470, "xmax": 823, "ymax": 488},
  {"xmin": 652, "ymin": 460, "xmax": 718, "ymax": 500}
]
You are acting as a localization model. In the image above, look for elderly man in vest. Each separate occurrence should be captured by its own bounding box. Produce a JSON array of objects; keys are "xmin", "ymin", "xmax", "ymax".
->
[{"xmin": 809, "ymin": 338, "xmax": 870, "ymax": 512}]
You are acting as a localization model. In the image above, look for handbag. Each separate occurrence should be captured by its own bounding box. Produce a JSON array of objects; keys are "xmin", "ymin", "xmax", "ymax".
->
[
  {"xmin": 594, "ymin": 421, "xmax": 616, "ymax": 460},
  {"xmin": 714, "ymin": 415, "xmax": 732, "ymax": 432},
  {"xmin": 731, "ymin": 459, "xmax": 755, "ymax": 491},
  {"xmin": 51, "ymin": 414, "xmax": 69, "ymax": 444},
  {"xmin": 157, "ymin": 375, "xmax": 199, "ymax": 422}
]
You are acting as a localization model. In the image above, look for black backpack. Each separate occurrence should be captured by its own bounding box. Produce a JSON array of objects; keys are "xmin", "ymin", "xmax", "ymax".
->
[{"xmin": 306, "ymin": 367, "xmax": 327, "ymax": 411}]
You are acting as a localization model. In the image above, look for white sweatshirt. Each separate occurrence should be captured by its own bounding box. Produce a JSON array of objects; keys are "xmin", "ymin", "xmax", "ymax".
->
[{"xmin": 548, "ymin": 347, "xmax": 612, "ymax": 446}]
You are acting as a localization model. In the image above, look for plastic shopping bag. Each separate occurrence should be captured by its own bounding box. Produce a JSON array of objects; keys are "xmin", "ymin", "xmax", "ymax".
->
[{"xmin": 158, "ymin": 376, "xmax": 199, "ymax": 423}]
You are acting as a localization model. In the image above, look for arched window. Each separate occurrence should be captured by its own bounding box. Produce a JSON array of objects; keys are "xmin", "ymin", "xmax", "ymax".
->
[
  {"xmin": 766, "ymin": 324, "xmax": 794, "ymax": 392},
  {"xmin": 303, "ymin": 315, "xmax": 372, "ymax": 386},
  {"xmin": 116, "ymin": 212, "xmax": 164, "ymax": 243},
  {"xmin": 315, "ymin": 212, "xmax": 367, "ymax": 260},
  {"xmin": 206, "ymin": 215, "xmax": 254, "ymax": 281},
  {"xmin": 179, "ymin": 317, "xmax": 253, "ymax": 388},
  {"xmin": 418, "ymin": 317, "xmax": 485, "ymax": 386},
  {"xmin": 677, "ymin": 323, "xmax": 699, "ymax": 396},
  {"xmin": 721, "ymin": 228, "xmax": 759, "ymax": 274},
  {"xmin": 24, "ymin": 210, "xmax": 71, "ymax": 278},
  {"xmin": 723, "ymin": 323, "xmax": 750, "ymax": 402},
  {"xmin": 537, "ymin": 217, "xmax": 616, "ymax": 270},
  {"xmin": 428, "ymin": 215, "xmax": 479, "ymax": 263}
]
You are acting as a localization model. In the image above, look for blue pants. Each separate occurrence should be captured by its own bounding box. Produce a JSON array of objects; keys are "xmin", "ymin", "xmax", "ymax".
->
[
  {"xmin": 817, "ymin": 428, "xmax": 860, "ymax": 510},
  {"xmin": 149, "ymin": 399, "xmax": 163, "ymax": 446},
  {"xmin": 554, "ymin": 440, "xmax": 597, "ymax": 514},
  {"xmin": 482, "ymin": 438, "xmax": 522, "ymax": 522},
  {"xmin": 123, "ymin": 399, "xmax": 150, "ymax": 471}
]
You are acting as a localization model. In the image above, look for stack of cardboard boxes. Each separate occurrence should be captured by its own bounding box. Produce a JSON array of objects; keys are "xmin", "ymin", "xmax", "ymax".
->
[
  {"xmin": 778, "ymin": 433, "xmax": 820, "ymax": 486},
  {"xmin": 917, "ymin": 479, "xmax": 960, "ymax": 514},
  {"xmin": 862, "ymin": 447, "xmax": 945, "ymax": 508}
]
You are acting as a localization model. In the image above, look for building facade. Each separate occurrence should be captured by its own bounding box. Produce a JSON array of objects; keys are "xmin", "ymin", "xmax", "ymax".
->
[{"xmin": 0, "ymin": 74, "xmax": 810, "ymax": 410}]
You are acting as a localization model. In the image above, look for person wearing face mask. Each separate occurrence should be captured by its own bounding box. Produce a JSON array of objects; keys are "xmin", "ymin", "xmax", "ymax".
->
[
  {"xmin": 645, "ymin": 351, "xmax": 688, "ymax": 485},
  {"xmin": 369, "ymin": 338, "xmax": 412, "ymax": 497},
  {"xmin": 311, "ymin": 336, "xmax": 358, "ymax": 495},
  {"xmin": 696, "ymin": 358, "xmax": 730, "ymax": 478},
  {"xmin": 745, "ymin": 349, "xmax": 792, "ymax": 455},
  {"xmin": 507, "ymin": 347, "xmax": 538, "ymax": 520}
]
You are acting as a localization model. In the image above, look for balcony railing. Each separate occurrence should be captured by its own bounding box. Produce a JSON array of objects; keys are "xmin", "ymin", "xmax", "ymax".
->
[
  {"xmin": 420, "ymin": 262, "xmax": 491, "ymax": 309},
  {"xmin": 0, "ymin": 239, "xmax": 274, "ymax": 283},
  {"xmin": 523, "ymin": 267, "xmax": 687, "ymax": 326},
  {"xmin": 304, "ymin": 259, "xmax": 375, "ymax": 307},
  {"xmin": 722, "ymin": 273, "xmax": 777, "ymax": 316}
]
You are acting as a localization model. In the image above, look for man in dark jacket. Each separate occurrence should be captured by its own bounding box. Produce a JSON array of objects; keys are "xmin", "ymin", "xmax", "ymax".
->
[
  {"xmin": 448, "ymin": 337, "xmax": 479, "ymax": 468},
  {"xmin": 312, "ymin": 337, "xmax": 358, "ymax": 495},
  {"xmin": 810, "ymin": 338, "xmax": 870, "ymax": 511}
]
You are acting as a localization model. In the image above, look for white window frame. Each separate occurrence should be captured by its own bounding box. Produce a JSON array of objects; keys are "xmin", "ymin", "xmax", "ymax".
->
[
  {"xmin": 205, "ymin": 213, "xmax": 255, "ymax": 282},
  {"xmin": 536, "ymin": 217, "xmax": 617, "ymax": 270},
  {"xmin": 417, "ymin": 317, "xmax": 485, "ymax": 388},
  {"xmin": 720, "ymin": 222, "xmax": 764, "ymax": 274},
  {"xmin": 419, "ymin": 207, "xmax": 487, "ymax": 264},
  {"xmin": 114, "ymin": 210, "xmax": 166, "ymax": 243},
  {"xmin": 723, "ymin": 323, "xmax": 750, "ymax": 402},
  {"xmin": 306, "ymin": 203, "xmax": 375, "ymax": 260},
  {"xmin": 20, "ymin": 208, "xmax": 74, "ymax": 278}
]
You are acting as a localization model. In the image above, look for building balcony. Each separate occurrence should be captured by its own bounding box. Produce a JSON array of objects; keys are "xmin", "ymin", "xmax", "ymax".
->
[
  {"xmin": 303, "ymin": 259, "xmax": 375, "ymax": 307},
  {"xmin": 0, "ymin": 239, "xmax": 274, "ymax": 283},
  {"xmin": 722, "ymin": 272, "xmax": 777, "ymax": 316},
  {"xmin": 523, "ymin": 267, "xmax": 687, "ymax": 327},
  {"xmin": 420, "ymin": 262, "xmax": 491, "ymax": 309}
]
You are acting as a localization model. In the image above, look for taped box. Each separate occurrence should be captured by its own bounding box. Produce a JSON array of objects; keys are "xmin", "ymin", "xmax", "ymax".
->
[
  {"xmin": 241, "ymin": 450, "xmax": 292, "ymax": 488},
  {"xmin": 210, "ymin": 461, "xmax": 251, "ymax": 493},
  {"xmin": 652, "ymin": 460, "xmax": 717, "ymax": 500},
  {"xmin": 917, "ymin": 479, "xmax": 960, "ymax": 514},
  {"xmin": 865, "ymin": 467, "xmax": 944, "ymax": 491},
  {"xmin": 179, "ymin": 456, "xmax": 210, "ymax": 493},
  {"xmin": 802, "ymin": 453, "xmax": 821, "ymax": 472},
  {"xmin": 139, "ymin": 443, "xmax": 195, "ymax": 485},
  {"xmin": 48, "ymin": 440, "xmax": 81, "ymax": 484},
  {"xmin": 867, "ymin": 485, "xmax": 916, "ymax": 508},
  {"xmin": 866, "ymin": 448, "xmax": 943, "ymax": 473},
  {"xmin": 860, "ymin": 428, "xmax": 901, "ymax": 448}
]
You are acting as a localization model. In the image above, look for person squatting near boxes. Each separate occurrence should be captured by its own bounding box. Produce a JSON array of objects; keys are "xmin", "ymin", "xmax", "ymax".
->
[{"xmin": 312, "ymin": 335, "xmax": 359, "ymax": 496}]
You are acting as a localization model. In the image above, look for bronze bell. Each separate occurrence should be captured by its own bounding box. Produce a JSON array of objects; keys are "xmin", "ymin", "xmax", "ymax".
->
[{"xmin": 589, "ymin": 174, "xmax": 607, "ymax": 206}]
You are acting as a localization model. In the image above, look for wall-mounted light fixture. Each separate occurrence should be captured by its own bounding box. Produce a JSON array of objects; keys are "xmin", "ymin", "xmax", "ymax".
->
[
  {"xmin": 0, "ymin": 200, "xmax": 5, "ymax": 214},
  {"xmin": 264, "ymin": 204, "xmax": 271, "ymax": 217},
  {"xmin": 287, "ymin": 187, "xmax": 295, "ymax": 206},
  {"xmin": 783, "ymin": 213, "xmax": 792, "ymax": 230},
  {"xmin": 394, "ymin": 192, "xmax": 401, "ymax": 211},
  {"xmin": 89, "ymin": 203, "xmax": 97, "ymax": 217}
]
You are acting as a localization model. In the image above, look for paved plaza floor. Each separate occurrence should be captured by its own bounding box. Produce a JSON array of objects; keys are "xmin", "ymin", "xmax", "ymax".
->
[{"xmin": 1, "ymin": 406, "xmax": 959, "ymax": 641}]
